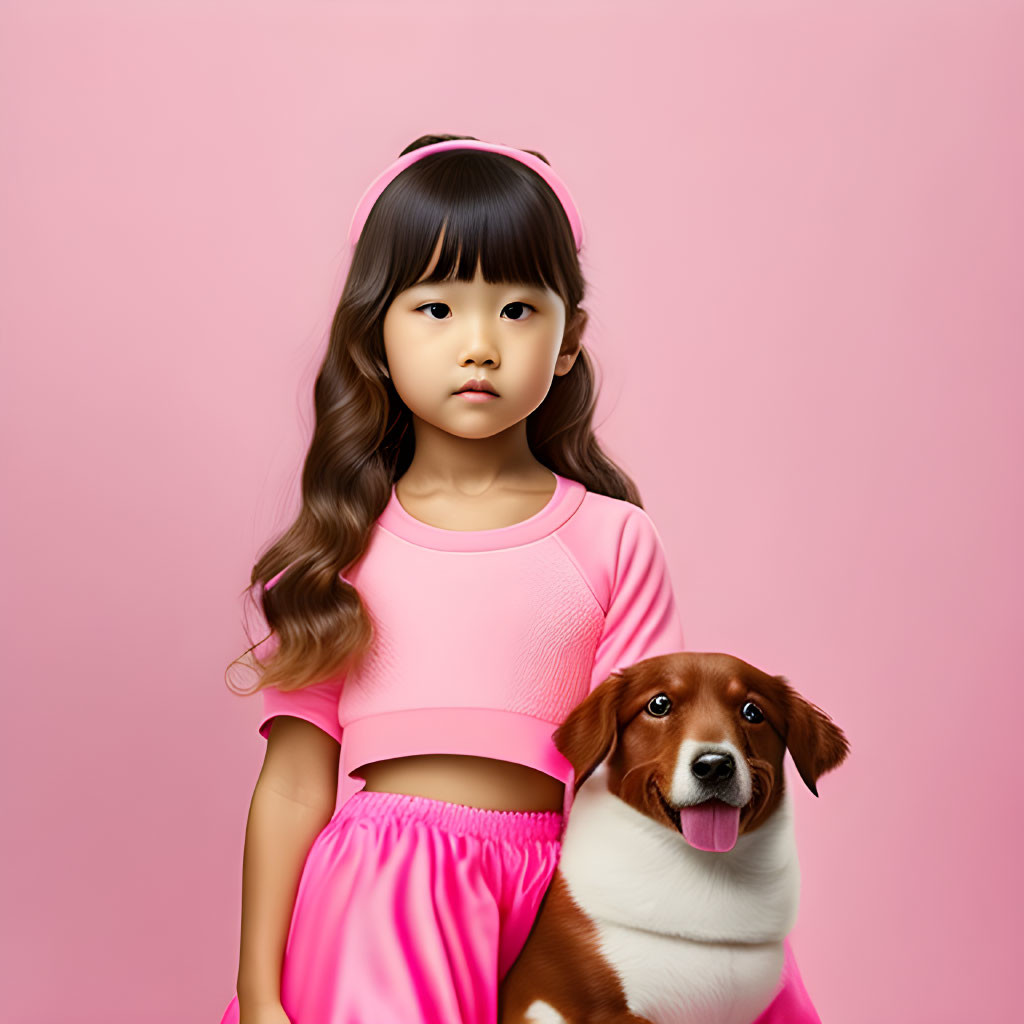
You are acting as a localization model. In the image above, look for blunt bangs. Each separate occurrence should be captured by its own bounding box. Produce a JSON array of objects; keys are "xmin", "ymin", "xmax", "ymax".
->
[{"xmin": 360, "ymin": 149, "xmax": 576, "ymax": 309}]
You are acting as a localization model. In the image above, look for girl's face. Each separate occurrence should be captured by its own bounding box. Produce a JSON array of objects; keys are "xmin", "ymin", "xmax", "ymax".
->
[{"xmin": 382, "ymin": 236, "xmax": 575, "ymax": 442}]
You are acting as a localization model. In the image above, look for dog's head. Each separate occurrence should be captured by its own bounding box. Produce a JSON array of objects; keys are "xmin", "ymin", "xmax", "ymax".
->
[{"xmin": 553, "ymin": 652, "xmax": 849, "ymax": 852}]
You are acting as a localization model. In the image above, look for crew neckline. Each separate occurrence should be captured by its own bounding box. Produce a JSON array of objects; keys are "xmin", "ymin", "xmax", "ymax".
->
[{"xmin": 377, "ymin": 470, "xmax": 587, "ymax": 551}]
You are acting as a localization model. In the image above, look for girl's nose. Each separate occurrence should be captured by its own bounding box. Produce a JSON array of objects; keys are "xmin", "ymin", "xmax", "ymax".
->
[{"xmin": 460, "ymin": 334, "xmax": 500, "ymax": 366}]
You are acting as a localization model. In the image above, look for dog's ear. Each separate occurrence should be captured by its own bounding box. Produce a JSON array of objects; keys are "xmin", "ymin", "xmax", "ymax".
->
[
  {"xmin": 553, "ymin": 671, "xmax": 632, "ymax": 795},
  {"xmin": 772, "ymin": 675, "xmax": 850, "ymax": 796}
]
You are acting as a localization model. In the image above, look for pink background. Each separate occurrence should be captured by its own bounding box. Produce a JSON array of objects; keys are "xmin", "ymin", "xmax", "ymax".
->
[{"xmin": 2, "ymin": 1, "xmax": 1020, "ymax": 1021}]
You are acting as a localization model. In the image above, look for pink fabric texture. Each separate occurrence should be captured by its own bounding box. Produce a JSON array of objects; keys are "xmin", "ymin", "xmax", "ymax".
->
[
  {"xmin": 217, "ymin": 790, "xmax": 563, "ymax": 1024},
  {"xmin": 256, "ymin": 472, "xmax": 687, "ymax": 822},
  {"xmin": 751, "ymin": 938, "xmax": 822, "ymax": 1024}
]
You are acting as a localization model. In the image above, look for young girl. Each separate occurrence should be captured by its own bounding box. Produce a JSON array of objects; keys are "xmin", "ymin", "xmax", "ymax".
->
[{"xmin": 217, "ymin": 133, "xmax": 780, "ymax": 1024}]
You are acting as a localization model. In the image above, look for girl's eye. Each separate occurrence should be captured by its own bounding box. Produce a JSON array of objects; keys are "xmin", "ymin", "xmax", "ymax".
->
[
  {"xmin": 414, "ymin": 301, "xmax": 537, "ymax": 322},
  {"xmin": 417, "ymin": 302, "xmax": 451, "ymax": 320},
  {"xmin": 502, "ymin": 301, "xmax": 535, "ymax": 321}
]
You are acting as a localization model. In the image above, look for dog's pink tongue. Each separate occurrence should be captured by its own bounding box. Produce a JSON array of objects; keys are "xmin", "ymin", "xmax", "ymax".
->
[{"xmin": 680, "ymin": 800, "xmax": 740, "ymax": 852}]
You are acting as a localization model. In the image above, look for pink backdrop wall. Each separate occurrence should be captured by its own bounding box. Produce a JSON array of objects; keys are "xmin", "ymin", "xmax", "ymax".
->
[{"xmin": 2, "ymin": 1, "xmax": 1019, "ymax": 1020}]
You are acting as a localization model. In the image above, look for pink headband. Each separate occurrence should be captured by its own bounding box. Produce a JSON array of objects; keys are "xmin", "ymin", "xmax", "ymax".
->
[{"xmin": 346, "ymin": 138, "xmax": 585, "ymax": 253}]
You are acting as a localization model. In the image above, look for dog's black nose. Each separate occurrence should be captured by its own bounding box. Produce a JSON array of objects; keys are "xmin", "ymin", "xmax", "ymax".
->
[{"xmin": 691, "ymin": 752, "xmax": 735, "ymax": 785}]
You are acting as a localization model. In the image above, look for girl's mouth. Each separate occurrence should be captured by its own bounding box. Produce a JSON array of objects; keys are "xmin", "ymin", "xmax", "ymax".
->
[{"xmin": 454, "ymin": 391, "xmax": 499, "ymax": 402}]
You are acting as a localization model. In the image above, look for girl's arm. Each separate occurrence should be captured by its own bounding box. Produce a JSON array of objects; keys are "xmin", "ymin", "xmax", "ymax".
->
[
  {"xmin": 236, "ymin": 715, "xmax": 340, "ymax": 1014},
  {"xmin": 588, "ymin": 505, "xmax": 686, "ymax": 693}
]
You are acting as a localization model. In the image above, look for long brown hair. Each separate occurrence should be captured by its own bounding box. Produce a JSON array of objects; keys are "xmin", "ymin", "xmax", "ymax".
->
[{"xmin": 226, "ymin": 132, "xmax": 648, "ymax": 698}]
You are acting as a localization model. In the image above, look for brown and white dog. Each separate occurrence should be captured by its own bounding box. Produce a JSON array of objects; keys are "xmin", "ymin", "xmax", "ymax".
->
[{"xmin": 499, "ymin": 651, "xmax": 850, "ymax": 1024}]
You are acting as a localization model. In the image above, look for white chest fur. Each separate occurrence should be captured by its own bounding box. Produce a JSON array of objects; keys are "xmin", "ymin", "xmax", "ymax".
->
[{"xmin": 555, "ymin": 766, "xmax": 802, "ymax": 1023}]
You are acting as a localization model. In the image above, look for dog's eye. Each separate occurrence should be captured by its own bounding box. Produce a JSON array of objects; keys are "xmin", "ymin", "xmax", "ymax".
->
[
  {"xmin": 741, "ymin": 701, "xmax": 764, "ymax": 724},
  {"xmin": 647, "ymin": 694, "xmax": 672, "ymax": 717}
]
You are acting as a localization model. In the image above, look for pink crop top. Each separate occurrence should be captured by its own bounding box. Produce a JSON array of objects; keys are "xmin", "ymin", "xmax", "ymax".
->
[{"xmin": 256, "ymin": 471, "xmax": 686, "ymax": 819}]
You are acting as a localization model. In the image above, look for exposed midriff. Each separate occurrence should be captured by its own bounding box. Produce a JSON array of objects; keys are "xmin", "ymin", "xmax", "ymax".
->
[{"xmin": 358, "ymin": 754, "xmax": 566, "ymax": 812}]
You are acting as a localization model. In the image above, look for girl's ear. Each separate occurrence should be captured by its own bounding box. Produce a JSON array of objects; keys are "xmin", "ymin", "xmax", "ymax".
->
[
  {"xmin": 553, "ymin": 670, "xmax": 631, "ymax": 795},
  {"xmin": 562, "ymin": 308, "xmax": 587, "ymax": 356},
  {"xmin": 567, "ymin": 307, "xmax": 588, "ymax": 339},
  {"xmin": 772, "ymin": 675, "xmax": 850, "ymax": 796}
]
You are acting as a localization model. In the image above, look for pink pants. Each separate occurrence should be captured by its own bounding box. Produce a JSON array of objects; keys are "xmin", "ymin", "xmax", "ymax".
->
[{"xmin": 218, "ymin": 789, "xmax": 564, "ymax": 1024}]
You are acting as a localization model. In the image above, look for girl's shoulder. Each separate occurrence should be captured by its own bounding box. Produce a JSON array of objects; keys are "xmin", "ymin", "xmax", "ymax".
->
[
  {"xmin": 558, "ymin": 489, "xmax": 669, "ymax": 603},
  {"xmin": 566, "ymin": 487, "xmax": 662, "ymax": 543}
]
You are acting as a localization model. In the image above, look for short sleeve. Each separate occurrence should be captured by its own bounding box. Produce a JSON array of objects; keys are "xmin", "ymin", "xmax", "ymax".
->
[
  {"xmin": 255, "ymin": 569, "xmax": 351, "ymax": 743},
  {"xmin": 589, "ymin": 507, "xmax": 686, "ymax": 693},
  {"xmin": 257, "ymin": 673, "xmax": 345, "ymax": 743}
]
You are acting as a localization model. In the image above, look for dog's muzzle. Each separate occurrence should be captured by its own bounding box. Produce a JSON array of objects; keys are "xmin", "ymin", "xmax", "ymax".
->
[{"xmin": 654, "ymin": 746, "xmax": 749, "ymax": 853}]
